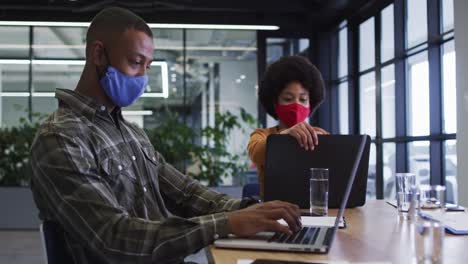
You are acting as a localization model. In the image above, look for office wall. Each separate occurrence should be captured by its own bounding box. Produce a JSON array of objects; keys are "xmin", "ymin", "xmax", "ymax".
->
[{"xmin": 455, "ymin": 0, "xmax": 468, "ymax": 206}]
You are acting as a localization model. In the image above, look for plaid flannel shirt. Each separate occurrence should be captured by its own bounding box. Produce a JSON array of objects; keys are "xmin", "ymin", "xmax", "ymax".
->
[{"xmin": 30, "ymin": 89, "xmax": 241, "ymax": 264}]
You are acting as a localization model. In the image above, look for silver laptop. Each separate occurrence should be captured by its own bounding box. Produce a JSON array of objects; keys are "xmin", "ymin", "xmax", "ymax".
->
[{"xmin": 214, "ymin": 135, "xmax": 367, "ymax": 253}]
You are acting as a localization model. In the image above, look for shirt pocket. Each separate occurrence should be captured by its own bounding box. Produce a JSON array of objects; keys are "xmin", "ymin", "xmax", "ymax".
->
[
  {"xmin": 141, "ymin": 144, "xmax": 160, "ymax": 169},
  {"xmin": 100, "ymin": 152, "xmax": 134, "ymax": 183},
  {"xmin": 99, "ymin": 150, "xmax": 138, "ymax": 208}
]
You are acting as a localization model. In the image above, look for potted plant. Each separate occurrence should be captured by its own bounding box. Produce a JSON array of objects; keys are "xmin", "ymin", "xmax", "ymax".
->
[
  {"xmin": 144, "ymin": 111, "xmax": 198, "ymax": 172},
  {"xmin": 188, "ymin": 109, "xmax": 256, "ymax": 187},
  {"xmin": 145, "ymin": 108, "xmax": 256, "ymax": 188},
  {"xmin": 0, "ymin": 112, "xmax": 45, "ymax": 229},
  {"xmin": 0, "ymin": 108, "xmax": 255, "ymax": 228}
]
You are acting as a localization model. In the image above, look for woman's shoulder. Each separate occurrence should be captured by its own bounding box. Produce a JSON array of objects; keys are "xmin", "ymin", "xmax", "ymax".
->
[{"xmin": 250, "ymin": 126, "xmax": 279, "ymax": 137}]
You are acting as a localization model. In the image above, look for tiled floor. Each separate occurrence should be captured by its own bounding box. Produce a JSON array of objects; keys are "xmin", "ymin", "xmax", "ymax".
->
[
  {"xmin": 0, "ymin": 230, "xmax": 44, "ymax": 264},
  {"xmin": 0, "ymin": 230, "xmax": 209, "ymax": 264},
  {"xmin": 0, "ymin": 187, "xmax": 239, "ymax": 263}
]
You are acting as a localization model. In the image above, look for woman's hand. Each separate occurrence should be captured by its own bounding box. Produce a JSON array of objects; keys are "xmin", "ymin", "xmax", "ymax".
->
[{"xmin": 280, "ymin": 122, "xmax": 328, "ymax": 150}]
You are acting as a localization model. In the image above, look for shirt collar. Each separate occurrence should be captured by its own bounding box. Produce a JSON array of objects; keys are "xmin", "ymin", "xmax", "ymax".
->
[{"xmin": 55, "ymin": 89, "xmax": 122, "ymax": 122}]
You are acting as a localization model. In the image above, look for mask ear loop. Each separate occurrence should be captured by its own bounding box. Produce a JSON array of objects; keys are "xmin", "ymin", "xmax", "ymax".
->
[
  {"xmin": 102, "ymin": 47, "xmax": 112, "ymax": 67},
  {"xmin": 96, "ymin": 46, "xmax": 112, "ymax": 80}
]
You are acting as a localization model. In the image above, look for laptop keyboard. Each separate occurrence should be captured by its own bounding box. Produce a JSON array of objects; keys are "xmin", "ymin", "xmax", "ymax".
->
[
  {"xmin": 323, "ymin": 228, "xmax": 333, "ymax": 246},
  {"xmin": 268, "ymin": 226, "xmax": 320, "ymax": 245}
]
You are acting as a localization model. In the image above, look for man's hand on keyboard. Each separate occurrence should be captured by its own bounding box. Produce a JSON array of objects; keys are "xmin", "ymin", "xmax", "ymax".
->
[{"xmin": 226, "ymin": 200, "xmax": 301, "ymax": 237}]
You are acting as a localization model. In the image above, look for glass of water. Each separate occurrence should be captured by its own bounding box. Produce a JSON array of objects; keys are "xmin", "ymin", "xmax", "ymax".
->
[
  {"xmin": 408, "ymin": 185, "xmax": 421, "ymax": 221},
  {"xmin": 413, "ymin": 218, "xmax": 444, "ymax": 263},
  {"xmin": 310, "ymin": 168, "xmax": 329, "ymax": 216},
  {"xmin": 395, "ymin": 173, "xmax": 416, "ymax": 219},
  {"xmin": 419, "ymin": 185, "xmax": 446, "ymax": 214}
]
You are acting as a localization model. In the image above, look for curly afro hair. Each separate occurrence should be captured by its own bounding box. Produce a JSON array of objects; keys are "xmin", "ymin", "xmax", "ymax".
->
[{"xmin": 258, "ymin": 55, "xmax": 325, "ymax": 119}]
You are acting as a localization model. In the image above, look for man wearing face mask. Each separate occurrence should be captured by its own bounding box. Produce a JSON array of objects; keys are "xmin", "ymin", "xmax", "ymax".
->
[
  {"xmin": 30, "ymin": 7, "xmax": 302, "ymax": 264},
  {"xmin": 248, "ymin": 56, "xmax": 328, "ymax": 197}
]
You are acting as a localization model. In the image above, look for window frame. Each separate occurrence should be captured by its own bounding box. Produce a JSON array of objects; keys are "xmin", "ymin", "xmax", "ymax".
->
[{"xmin": 330, "ymin": 0, "xmax": 456, "ymax": 199}]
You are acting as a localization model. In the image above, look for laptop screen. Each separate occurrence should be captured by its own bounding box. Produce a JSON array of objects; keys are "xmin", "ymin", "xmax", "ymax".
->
[
  {"xmin": 327, "ymin": 135, "xmax": 368, "ymax": 246},
  {"xmin": 264, "ymin": 134, "xmax": 371, "ymax": 208}
]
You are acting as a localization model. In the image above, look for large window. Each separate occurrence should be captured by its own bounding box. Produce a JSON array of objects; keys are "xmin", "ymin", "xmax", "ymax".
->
[
  {"xmin": 442, "ymin": 40, "xmax": 456, "ymax": 134},
  {"xmin": 406, "ymin": 0, "xmax": 428, "ymax": 48},
  {"xmin": 381, "ymin": 5, "xmax": 395, "ymax": 63},
  {"xmin": 359, "ymin": 18, "xmax": 375, "ymax": 72},
  {"xmin": 381, "ymin": 64, "xmax": 395, "ymax": 138},
  {"xmin": 338, "ymin": 82, "xmax": 349, "ymax": 134},
  {"xmin": 359, "ymin": 72, "xmax": 376, "ymax": 138},
  {"xmin": 334, "ymin": 0, "xmax": 456, "ymax": 201},
  {"xmin": 0, "ymin": 23, "xmax": 258, "ymax": 186},
  {"xmin": 186, "ymin": 29, "xmax": 258, "ymax": 185},
  {"xmin": 407, "ymin": 52, "xmax": 429, "ymax": 137},
  {"xmin": 337, "ymin": 23, "xmax": 349, "ymax": 135},
  {"xmin": 0, "ymin": 26, "xmax": 29, "ymax": 58}
]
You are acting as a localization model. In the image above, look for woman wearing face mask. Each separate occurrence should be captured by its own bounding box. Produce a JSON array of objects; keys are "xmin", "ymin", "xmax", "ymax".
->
[{"xmin": 247, "ymin": 55, "xmax": 328, "ymax": 197}]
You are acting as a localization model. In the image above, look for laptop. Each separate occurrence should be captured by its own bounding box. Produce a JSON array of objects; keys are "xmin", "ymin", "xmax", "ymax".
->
[
  {"xmin": 264, "ymin": 134, "xmax": 371, "ymax": 208},
  {"xmin": 214, "ymin": 135, "xmax": 367, "ymax": 253}
]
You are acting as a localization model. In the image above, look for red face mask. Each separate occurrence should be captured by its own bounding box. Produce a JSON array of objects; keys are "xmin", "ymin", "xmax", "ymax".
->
[{"xmin": 274, "ymin": 103, "xmax": 310, "ymax": 127}]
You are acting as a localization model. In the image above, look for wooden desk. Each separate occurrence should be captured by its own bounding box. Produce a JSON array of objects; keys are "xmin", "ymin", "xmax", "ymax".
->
[{"xmin": 209, "ymin": 200, "xmax": 468, "ymax": 264}]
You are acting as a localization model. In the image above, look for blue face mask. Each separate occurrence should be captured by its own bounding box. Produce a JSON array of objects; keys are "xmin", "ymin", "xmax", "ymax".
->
[{"xmin": 100, "ymin": 66, "xmax": 148, "ymax": 107}]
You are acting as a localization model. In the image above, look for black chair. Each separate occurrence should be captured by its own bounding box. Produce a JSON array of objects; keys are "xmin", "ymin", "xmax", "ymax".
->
[
  {"xmin": 40, "ymin": 221, "xmax": 74, "ymax": 264},
  {"xmin": 241, "ymin": 183, "xmax": 260, "ymax": 199}
]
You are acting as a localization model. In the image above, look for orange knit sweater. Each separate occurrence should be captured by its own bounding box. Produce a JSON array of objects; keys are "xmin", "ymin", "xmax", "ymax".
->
[{"xmin": 247, "ymin": 127, "xmax": 283, "ymax": 197}]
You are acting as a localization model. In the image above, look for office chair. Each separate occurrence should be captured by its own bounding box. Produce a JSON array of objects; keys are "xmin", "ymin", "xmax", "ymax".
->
[
  {"xmin": 241, "ymin": 183, "xmax": 260, "ymax": 198},
  {"xmin": 40, "ymin": 221, "xmax": 73, "ymax": 264}
]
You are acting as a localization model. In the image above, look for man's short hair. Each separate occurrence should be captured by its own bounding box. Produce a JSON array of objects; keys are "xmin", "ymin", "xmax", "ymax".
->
[{"xmin": 86, "ymin": 7, "xmax": 153, "ymax": 56}]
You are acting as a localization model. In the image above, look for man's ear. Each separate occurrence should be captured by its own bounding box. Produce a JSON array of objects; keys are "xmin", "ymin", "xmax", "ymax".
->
[{"xmin": 90, "ymin": 41, "xmax": 107, "ymax": 67}]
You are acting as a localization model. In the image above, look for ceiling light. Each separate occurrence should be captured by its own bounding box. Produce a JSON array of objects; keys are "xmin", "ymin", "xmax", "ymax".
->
[
  {"xmin": 0, "ymin": 61, "xmax": 169, "ymax": 99},
  {"xmin": 141, "ymin": 93, "xmax": 167, "ymax": 98},
  {"xmin": 32, "ymin": 92, "xmax": 55, "ymax": 97},
  {"xmin": 0, "ymin": 59, "xmax": 86, "ymax": 65},
  {"xmin": 149, "ymin": 23, "xmax": 279, "ymax": 30},
  {"xmin": 0, "ymin": 21, "xmax": 90, "ymax": 27},
  {"xmin": 0, "ymin": 92, "xmax": 58, "ymax": 97},
  {"xmin": 32, "ymin": 60, "xmax": 85, "ymax": 65},
  {"xmin": 0, "ymin": 21, "xmax": 279, "ymax": 30},
  {"xmin": 0, "ymin": 59, "xmax": 30, "ymax": 65},
  {"xmin": 122, "ymin": 110, "xmax": 153, "ymax": 116},
  {"xmin": 0, "ymin": 92, "xmax": 31, "ymax": 97}
]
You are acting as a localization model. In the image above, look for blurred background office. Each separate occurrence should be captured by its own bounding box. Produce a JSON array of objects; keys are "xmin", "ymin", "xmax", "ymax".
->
[{"xmin": 0, "ymin": 0, "xmax": 466, "ymax": 262}]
